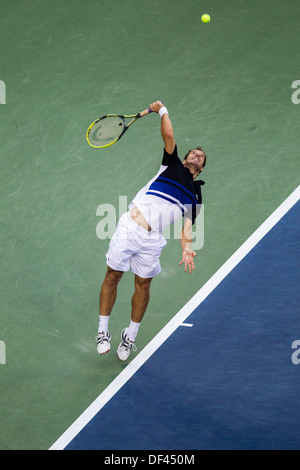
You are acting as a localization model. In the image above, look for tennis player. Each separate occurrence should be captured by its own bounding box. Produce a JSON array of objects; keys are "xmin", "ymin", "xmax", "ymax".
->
[{"xmin": 96, "ymin": 101, "xmax": 207, "ymax": 360}]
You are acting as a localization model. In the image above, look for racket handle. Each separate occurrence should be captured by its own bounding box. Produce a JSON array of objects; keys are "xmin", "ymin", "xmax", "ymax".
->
[{"xmin": 139, "ymin": 107, "xmax": 153, "ymax": 117}]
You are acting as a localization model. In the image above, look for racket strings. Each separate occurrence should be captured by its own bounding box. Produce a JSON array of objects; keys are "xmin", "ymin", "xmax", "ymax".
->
[{"xmin": 88, "ymin": 116, "xmax": 125, "ymax": 147}]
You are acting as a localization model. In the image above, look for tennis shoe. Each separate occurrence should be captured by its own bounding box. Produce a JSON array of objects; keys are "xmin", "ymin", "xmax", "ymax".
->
[
  {"xmin": 96, "ymin": 331, "xmax": 111, "ymax": 355},
  {"xmin": 117, "ymin": 328, "xmax": 137, "ymax": 361}
]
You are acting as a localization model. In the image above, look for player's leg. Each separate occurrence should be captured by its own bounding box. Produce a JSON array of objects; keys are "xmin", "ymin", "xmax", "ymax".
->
[
  {"xmin": 131, "ymin": 275, "xmax": 153, "ymax": 323},
  {"xmin": 96, "ymin": 212, "xmax": 132, "ymax": 355},
  {"xmin": 100, "ymin": 266, "xmax": 124, "ymax": 316},
  {"xmin": 96, "ymin": 267, "xmax": 124, "ymax": 355},
  {"xmin": 117, "ymin": 275, "xmax": 152, "ymax": 361}
]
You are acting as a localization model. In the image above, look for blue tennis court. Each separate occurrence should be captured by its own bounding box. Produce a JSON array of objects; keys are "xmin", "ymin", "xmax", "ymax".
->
[{"xmin": 51, "ymin": 192, "xmax": 300, "ymax": 450}]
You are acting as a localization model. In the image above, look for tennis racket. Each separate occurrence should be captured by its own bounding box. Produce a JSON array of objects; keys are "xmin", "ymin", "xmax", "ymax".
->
[{"xmin": 86, "ymin": 107, "xmax": 152, "ymax": 149}]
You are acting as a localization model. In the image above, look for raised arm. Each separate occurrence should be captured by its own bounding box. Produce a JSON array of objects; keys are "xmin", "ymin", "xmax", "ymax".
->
[{"xmin": 150, "ymin": 101, "xmax": 176, "ymax": 154}]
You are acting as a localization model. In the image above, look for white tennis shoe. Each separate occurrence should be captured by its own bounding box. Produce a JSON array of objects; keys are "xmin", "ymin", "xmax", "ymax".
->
[
  {"xmin": 96, "ymin": 331, "xmax": 111, "ymax": 355},
  {"xmin": 117, "ymin": 328, "xmax": 137, "ymax": 361}
]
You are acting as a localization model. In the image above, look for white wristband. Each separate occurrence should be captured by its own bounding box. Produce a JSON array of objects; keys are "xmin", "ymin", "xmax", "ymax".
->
[{"xmin": 159, "ymin": 106, "xmax": 169, "ymax": 118}]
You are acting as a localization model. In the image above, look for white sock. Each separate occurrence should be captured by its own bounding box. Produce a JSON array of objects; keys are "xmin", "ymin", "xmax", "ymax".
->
[
  {"xmin": 98, "ymin": 315, "xmax": 109, "ymax": 333},
  {"xmin": 127, "ymin": 320, "xmax": 140, "ymax": 342}
]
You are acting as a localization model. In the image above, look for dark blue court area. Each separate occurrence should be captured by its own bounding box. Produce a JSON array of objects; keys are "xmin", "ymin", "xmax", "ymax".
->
[{"xmin": 66, "ymin": 202, "xmax": 300, "ymax": 450}]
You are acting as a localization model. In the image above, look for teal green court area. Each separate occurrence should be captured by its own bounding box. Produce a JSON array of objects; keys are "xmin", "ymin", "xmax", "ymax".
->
[{"xmin": 0, "ymin": 0, "xmax": 299, "ymax": 449}]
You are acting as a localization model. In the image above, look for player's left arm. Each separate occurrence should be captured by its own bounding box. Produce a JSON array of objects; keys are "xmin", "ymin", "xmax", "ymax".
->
[{"xmin": 179, "ymin": 217, "xmax": 197, "ymax": 273}]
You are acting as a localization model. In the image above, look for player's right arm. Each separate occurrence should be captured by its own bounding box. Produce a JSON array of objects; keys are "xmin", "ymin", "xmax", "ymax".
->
[{"xmin": 150, "ymin": 101, "xmax": 176, "ymax": 154}]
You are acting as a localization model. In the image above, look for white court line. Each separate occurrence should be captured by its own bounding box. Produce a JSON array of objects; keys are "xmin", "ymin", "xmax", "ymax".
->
[{"xmin": 49, "ymin": 185, "xmax": 300, "ymax": 450}]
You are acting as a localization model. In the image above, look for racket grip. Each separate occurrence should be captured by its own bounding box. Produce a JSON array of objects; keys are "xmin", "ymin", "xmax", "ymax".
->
[{"xmin": 139, "ymin": 107, "xmax": 153, "ymax": 117}]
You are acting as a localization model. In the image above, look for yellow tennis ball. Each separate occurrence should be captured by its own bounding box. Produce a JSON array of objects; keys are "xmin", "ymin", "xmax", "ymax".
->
[{"xmin": 201, "ymin": 14, "xmax": 211, "ymax": 23}]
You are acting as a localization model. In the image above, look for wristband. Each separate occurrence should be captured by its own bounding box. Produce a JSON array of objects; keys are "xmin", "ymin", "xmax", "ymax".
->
[{"xmin": 159, "ymin": 106, "xmax": 169, "ymax": 118}]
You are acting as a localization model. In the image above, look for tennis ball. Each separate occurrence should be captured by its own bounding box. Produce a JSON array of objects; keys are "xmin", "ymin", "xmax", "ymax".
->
[{"xmin": 201, "ymin": 14, "xmax": 211, "ymax": 23}]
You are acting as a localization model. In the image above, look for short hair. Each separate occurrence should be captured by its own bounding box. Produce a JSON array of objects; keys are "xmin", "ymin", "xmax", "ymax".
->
[{"xmin": 184, "ymin": 146, "xmax": 207, "ymax": 169}]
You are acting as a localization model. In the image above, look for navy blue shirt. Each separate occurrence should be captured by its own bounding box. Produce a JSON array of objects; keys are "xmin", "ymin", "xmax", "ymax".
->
[{"xmin": 146, "ymin": 145, "xmax": 205, "ymax": 224}]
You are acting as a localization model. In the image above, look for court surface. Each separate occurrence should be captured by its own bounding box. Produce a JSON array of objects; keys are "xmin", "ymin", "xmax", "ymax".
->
[
  {"xmin": 0, "ymin": 0, "xmax": 300, "ymax": 450},
  {"xmin": 52, "ymin": 189, "xmax": 300, "ymax": 450}
]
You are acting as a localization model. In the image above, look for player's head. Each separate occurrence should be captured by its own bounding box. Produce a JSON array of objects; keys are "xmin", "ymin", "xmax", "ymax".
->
[{"xmin": 183, "ymin": 147, "xmax": 207, "ymax": 174}]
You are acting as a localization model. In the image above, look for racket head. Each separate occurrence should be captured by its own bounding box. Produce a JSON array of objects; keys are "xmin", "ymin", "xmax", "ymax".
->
[{"xmin": 86, "ymin": 115, "xmax": 126, "ymax": 149}]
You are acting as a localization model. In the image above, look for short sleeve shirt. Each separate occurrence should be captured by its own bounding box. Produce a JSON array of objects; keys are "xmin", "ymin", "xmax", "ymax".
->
[{"xmin": 129, "ymin": 145, "xmax": 205, "ymax": 233}]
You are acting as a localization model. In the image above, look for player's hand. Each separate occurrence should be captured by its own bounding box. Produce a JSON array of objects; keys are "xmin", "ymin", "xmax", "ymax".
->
[
  {"xmin": 149, "ymin": 101, "xmax": 164, "ymax": 113},
  {"xmin": 179, "ymin": 249, "xmax": 197, "ymax": 274}
]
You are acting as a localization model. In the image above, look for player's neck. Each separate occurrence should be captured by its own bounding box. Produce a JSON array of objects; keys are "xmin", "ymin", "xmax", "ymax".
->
[{"xmin": 184, "ymin": 162, "xmax": 200, "ymax": 179}]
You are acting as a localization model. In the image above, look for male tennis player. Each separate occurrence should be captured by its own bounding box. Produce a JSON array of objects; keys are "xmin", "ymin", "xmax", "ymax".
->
[{"xmin": 96, "ymin": 101, "xmax": 206, "ymax": 360}]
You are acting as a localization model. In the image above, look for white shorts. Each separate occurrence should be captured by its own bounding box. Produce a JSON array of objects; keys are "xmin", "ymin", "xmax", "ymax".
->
[{"xmin": 105, "ymin": 212, "xmax": 167, "ymax": 278}]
